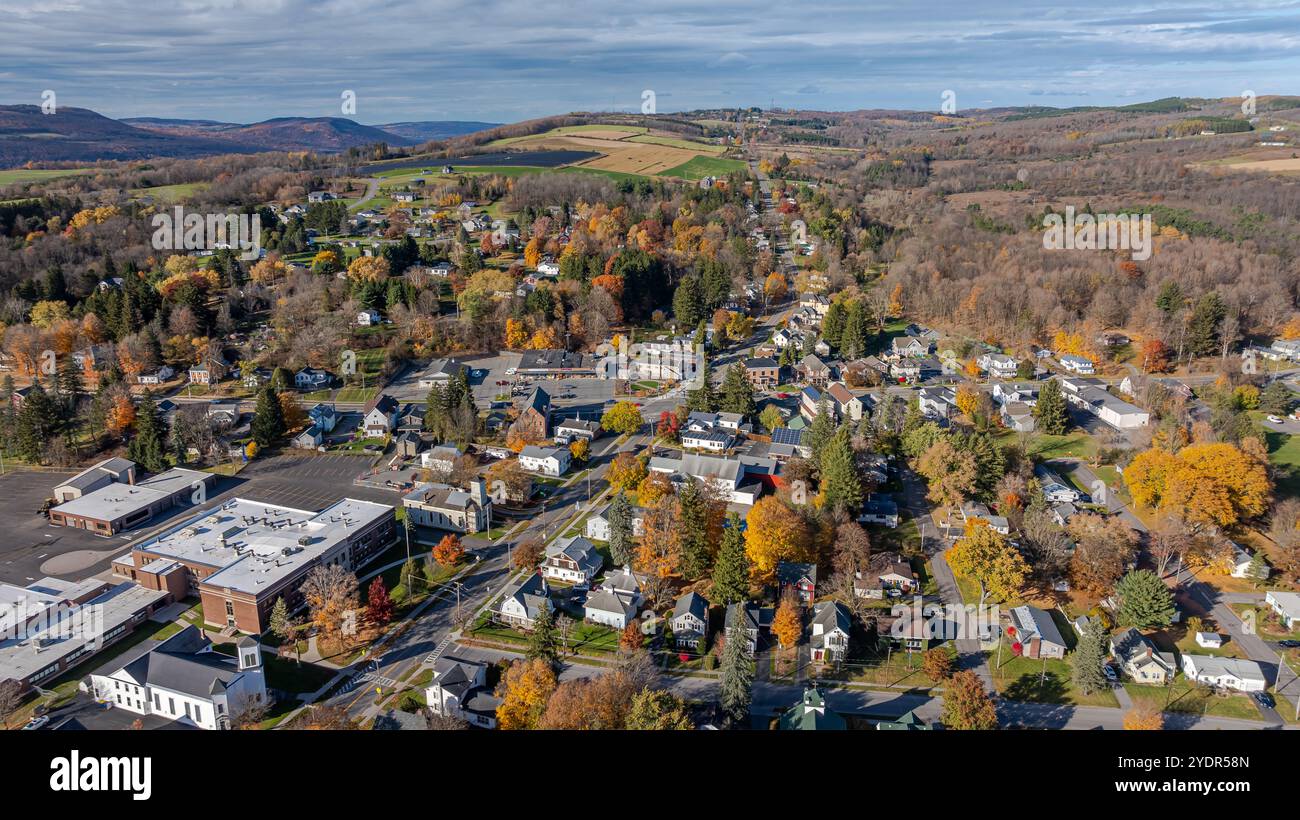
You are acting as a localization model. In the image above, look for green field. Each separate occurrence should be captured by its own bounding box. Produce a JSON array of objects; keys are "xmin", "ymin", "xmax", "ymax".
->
[
  {"xmin": 627, "ymin": 134, "xmax": 725, "ymax": 153},
  {"xmin": 0, "ymin": 167, "xmax": 94, "ymax": 186},
  {"xmin": 660, "ymin": 155, "xmax": 747, "ymax": 180},
  {"xmin": 1266, "ymin": 429, "xmax": 1300, "ymax": 498},
  {"xmin": 131, "ymin": 182, "xmax": 209, "ymax": 203}
]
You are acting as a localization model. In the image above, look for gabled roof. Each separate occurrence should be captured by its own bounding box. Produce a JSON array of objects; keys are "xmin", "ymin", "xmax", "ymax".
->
[
  {"xmin": 778, "ymin": 687, "xmax": 846, "ymax": 730},
  {"xmin": 110, "ymin": 625, "xmax": 248, "ymax": 700},
  {"xmin": 1009, "ymin": 605, "xmax": 1067, "ymax": 648},
  {"xmin": 812, "ymin": 600, "xmax": 851, "ymax": 635},
  {"xmin": 364, "ymin": 394, "xmax": 400, "ymax": 415},
  {"xmin": 673, "ymin": 591, "xmax": 708, "ymax": 624},
  {"xmin": 777, "ymin": 561, "xmax": 817, "ymax": 587}
]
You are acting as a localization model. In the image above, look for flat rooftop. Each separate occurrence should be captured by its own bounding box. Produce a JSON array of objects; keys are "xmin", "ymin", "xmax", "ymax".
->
[
  {"xmin": 130, "ymin": 497, "xmax": 394, "ymax": 595},
  {"xmin": 0, "ymin": 582, "xmax": 169, "ymax": 685},
  {"xmin": 50, "ymin": 467, "xmax": 212, "ymax": 522}
]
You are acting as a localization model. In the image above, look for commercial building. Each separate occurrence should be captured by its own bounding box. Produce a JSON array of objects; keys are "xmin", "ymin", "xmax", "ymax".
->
[
  {"xmin": 49, "ymin": 467, "xmax": 216, "ymax": 536},
  {"xmin": 112, "ymin": 497, "xmax": 396, "ymax": 634}
]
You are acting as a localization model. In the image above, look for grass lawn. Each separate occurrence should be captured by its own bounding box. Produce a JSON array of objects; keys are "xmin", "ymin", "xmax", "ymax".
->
[
  {"xmin": 995, "ymin": 429, "xmax": 1098, "ymax": 461},
  {"xmin": 130, "ymin": 182, "xmax": 209, "ymax": 202},
  {"xmin": 627, "ymin": 134, "xmax": 726, "ymax": 153},
  {"xmin": 660, "ymin": 156, "xmax": 747, "ymax": 180},
  {"xmin": 1265, "ymin": 429, "xmax": 1300, "ymax": 498},
  {"xmin": 1124, "ymin": 680, "xmax": 1263, "ymax": 720},
  {"xmin": 1229, "ymin": 603, "xmax": 1300, "ymax": 640},
  {"xmin": 988, "ymin": 652, "xmax": 1120, "ymax": 707},
  {"xmin": 829, "ymin": 645, "xmax": 950, "ymax": 690},
  {"xmin": 0, "ymin": 167, "xmax": 94, "ymax": 185}
]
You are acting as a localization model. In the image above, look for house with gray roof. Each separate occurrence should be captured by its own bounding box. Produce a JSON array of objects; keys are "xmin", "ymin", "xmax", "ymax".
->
[
  {"xmin": 497, "ymin": 573, "xmax": 553, "ymax": 629},
  {"xmin": 671, "ymin": 592, "xmax": 709, "ymax": 650},
  {"xmin": 1109, "ymin": 627, "xmax": 1176, "ymax": 684},
  {"xmin": 810, "ymin": 601, "xmax": 851, "ymax": 663},
  {"xmin": 1008, "ymin": 605, "xmax": 1067, "ymax": 659},
  {"xmin": 89, "ymin": 626, "xmax": 267, "ymax": 730},
  {"xmin": 542, "ymin": 536, "xmax": 602, "ymax": 584},
  {"xmin": 425, "ymin": 655, "xmax": 501, "ymax": 728}
]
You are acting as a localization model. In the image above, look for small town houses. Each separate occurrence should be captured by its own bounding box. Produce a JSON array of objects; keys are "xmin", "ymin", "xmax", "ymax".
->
[
  {"xmin": 518, "ymin": 444, "xmax": 570, "ymax": 477},
  {"xmin": 810, "ymin": 601, "xmax": 852, "ymax": 663},
  {"xmin": 1180, "ymin": 655, "xmax": 1268, "ymax": 692},
  {"xmin": 542, "ymin": 535, "xmax": 602, "ymax": 585},
  {"xmin": 425, "ymin": 655, "xmax": 501, "ymax": 729},
  {"xmin": 583, "ymin": 566, "xmax": 646, "ymax": 629},
  {"xmin": 497, "ymin": 573, "xmax": 553, "ymax": 629},
  {"xmin": 671, "ymin": 591, "xmax": 709, "ymax": 650},
  {"xmin": 1109, "ymin": 627, "xmax": 1176, "ymax": 685}
]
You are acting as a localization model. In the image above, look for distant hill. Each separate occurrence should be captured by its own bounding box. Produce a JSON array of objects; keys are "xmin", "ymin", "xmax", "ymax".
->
[
  {"xmin": 375, "ymin": 120, "xmax": 501, "ymax": 143},
  {"xmin": 124, "ymin": 115, "xmax": 419, "ymax": 152},
  {"xmin": 0, "ymin": 105, "xmax": 261, "ymax": 165},
  {"xmin": 0, "ymin": 107, "xmax": 497, "ymax": 167}
]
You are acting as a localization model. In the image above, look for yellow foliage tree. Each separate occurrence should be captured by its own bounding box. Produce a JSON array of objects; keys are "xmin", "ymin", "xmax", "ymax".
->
[
  {"xmin": 504, "ymin": 318, "xmax": 528, "ymax": 349},
  {"xmin": 496, "ymin": 658, "xmax": 558, "ymax": 730},
  {"xmin": 743, "ymin": 496, "xmax": 811, "ymax": 583},
  {"xmin": 946, "ymin": 525, "xmax": 1028, "ymax": 605},
  {"xmin": 772, "ymin": 593, "xmax": 802, "ymax": 649},
  {"xmin": 346, "ymin": 255, "xmax": 390, "ymax": 283},
  {"xmin": 29, "ymin": 300, "xmax": 70, "ymax": 329}
]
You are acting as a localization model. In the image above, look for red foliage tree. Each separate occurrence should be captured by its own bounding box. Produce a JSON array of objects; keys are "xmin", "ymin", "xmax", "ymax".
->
[{"xmin": 366, "ymin": 577, "xmax": 395, "ymax": 626}]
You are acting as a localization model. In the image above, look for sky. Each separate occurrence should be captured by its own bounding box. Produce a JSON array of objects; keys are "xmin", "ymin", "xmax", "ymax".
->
[{"xmin": 2, "ymin": 0, "xmax": 1299, "ymax": 124}]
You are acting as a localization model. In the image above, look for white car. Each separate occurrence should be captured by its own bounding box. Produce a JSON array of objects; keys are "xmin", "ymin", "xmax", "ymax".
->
[
  {"xmin": 1267, "ymin": 415, "xmax": 1283, "ymax": 424},
  {"xmin": 505, "ymin": 367, "xmax": 517, "ymax": 376}
]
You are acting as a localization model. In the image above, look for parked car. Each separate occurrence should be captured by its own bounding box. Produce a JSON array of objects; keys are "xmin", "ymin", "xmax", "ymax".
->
[
  {"xmin": 505, "ymin": 367, "xmax": 517, "ymax": 376},
  {"xmin": 1267, "ymin": 415, "xmax": 1283, "ymax": 424},
  {"xmin": 21, "ymin": 715, "xmax": 50, "ymax": 730},
  {"xmin": 1278, "ymin": 639, "xmax": 1300, "ymax": 648},
  {"xmin": 1254, "ymin": 692, "xmax": 1276, "ymax": 709},
  {"xmin": 1103, "ymin": 665, "xmax": 1119, "ymax": 682}
]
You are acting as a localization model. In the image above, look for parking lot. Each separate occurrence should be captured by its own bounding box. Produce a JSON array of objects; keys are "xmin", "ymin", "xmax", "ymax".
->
[
  {"xmin": 0, "ymin": 454, "xmax": 405, "ymax": 586},
  {"xmin": 384, "ymin": 352, "xmax": 615, "ymax": 419},
  {"xmin": 0, "ymin": 470, "xmax": 196, "ymax": 585}
]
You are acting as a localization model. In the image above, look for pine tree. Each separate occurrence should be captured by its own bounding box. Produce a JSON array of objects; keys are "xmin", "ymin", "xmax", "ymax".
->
[
  {"xmin": 527, "ymin": 604, "xmax": 561, "ymax": 668},
  {"xmin": 250, "ymin": 385, "xmax": 286, "ymax": 447},
  {"xmin": 840, "ymin": 300, "xmax": 870, "ymax": 359},
  {"xmin": 55, "ymin": 355, "xmax": 84, "ymax": 417},
  {"xmin": 15, "ymin": 379, "xmax": 58, "ymax": 461},
  {"xmin": 818, "ymin": 428, "xmax": 864, "ymax": 513},
  {"xmin": 678, "ymin": 479, "xmax": 713, "ymax": 580},
  {"xmin": 807, "ymin": 398, "xmax": 837, "ymax": 464},
  {"xmin": 1186, "ymin": 291, "xmax": 1226, "ymax": 358},
  {"xmin": 821, "ymin": 300, "xmax": 846, "ymax": 349},
  {"xmin": 719, "ymin": 363, "xmax": 756, "ymax": 418},
  {"xmin": 719, "ymin": 611, "xmax": 755, "ymax": 727},
  {"xmin": 672, "ymin": 275, "xmax": 705, "ymax": 328},
  {"xmin": 1071, "ymin": 617, "xmax": 1109, "ymax": 696},
  {"xmin": 1115, "ymin": 570, "xmax": 1175, "ymax": 629},
  {"xmin": 686, "ymin": 358, "xmax": 718, "ymax": 413},
  {"xmin": 1034, "ymin": 378, "xmax": 1069, "ymax": 435},
  {"xmin": 607, "ymin": 490, "xmax": 635, "ymax": 567},
  {"xmin": 423, "ymin": 382, "xmax": 446, "ymax": 438},
  {"xmin": 711, "ymin": 513, "xmax": 750, "ymax": 605},
  {"xmin": 127, "ymin": 390, "xmax": 168, "ymax": 472}
]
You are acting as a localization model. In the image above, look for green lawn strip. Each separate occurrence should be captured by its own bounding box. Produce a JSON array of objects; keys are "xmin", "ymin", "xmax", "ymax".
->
[
  {"xmin": 659, "ymin": 156, "xmax": 747, "ymax": 180},
  {"xmin": 1123, "ymin": 680, "xmax": 1262, "ymax": 720},
  {"xmin": 988, "ymin": 652, "xmax": 1120, "ymax": 708}
]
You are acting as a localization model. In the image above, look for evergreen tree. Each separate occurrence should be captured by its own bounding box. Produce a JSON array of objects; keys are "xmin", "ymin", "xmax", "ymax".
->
[
  {"xmin": 1034, "ymin": 378, "xmax": 1069, "ymax": 435},
  {"xmin": 15, "ymin": 380, "xmax": 58, "ymax": 461},
  {"xmin": 1155, "ymin": 280, "xmax": 1184, "ymax": 314},
  {"xmin": 954, "ymin": 430, "xmax": 1006, "ymax": 498},
  {"xmin": 1115, "ymin": 570, "xmax": 1176, "ymax": 629},
  {"xmin": 840, "ymin": 300, "xmax": 870, "ymax": 359},
  {"xmin": 677, "ymin": 479, "xmax": 713, "ymax": 580},
  {"xmin": 527, "ymin": 604, "xmax": 561, "ymax": 668},
  {"xmin": 711, "ymin": 513, "xmax": 750, "ymax": 605},
  {"xmin": 672, "ymin": 275, "xmax": 705, "ymax": 328},
  {"xmin": 607, "ymin": 491, "xmax": 635, "ymax": 567},
  {"xmin": 423, "ymin": 382, "xmax": 447, "ymax": 439},
  {"xmin": 1070, "ymin": 617, "xmax": 1109, "ymax": 696},
  {"xmin": 806, "ymin": 398, "xmax": 837, "ymax": 465},
  {"xmin": 686, "ymin": 358, "xmax": 718, "ymax": 413},
  {"xmin": 55, "ymin": 355, "xmax": 84, "ymax": 417},
  {"xmin": 1186, "ymin": 291, "xmax": 1226, "ymax": 358},
  {"xmin": 821, "ymin": 300, "xmax": 846, "ymax": 349},
  {"xmin": 819, "ymin": 428, "xmax": 864, "ymax": 513},
  {"xmin": 719, "ymin": 609, "xmax": 755, "ymax": 726},
  {"xmin": 128, "ymin": 390, "xmax": 168, "ymax": 472},
  {"xmin": 719, "ymin": 363, "xmax": 757, "ymax": 418},
  {"xmin": 250, "ymin": 385, "xmax": 286, "ymax": 448}
]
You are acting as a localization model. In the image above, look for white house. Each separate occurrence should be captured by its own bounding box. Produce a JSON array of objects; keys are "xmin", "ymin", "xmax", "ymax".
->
[
  {"xmin": 295, "ymin": 367, "xmax": 333, "ymax": 390},
  {"xmin": 542, "ymin": 536, "xmax": 602, "ymax": 584},
  {"xmin": 497, "ymin": 573, "xmax": 552, "ymax": 629},
  {"xmin": 1109, "ymin": 627, "xmax": 1176, "ymax": 685},
  {"xmin": 1058, "ymin": 354, "xmax": 1096, "ymax": 375},
  {"xmin": 518, "ymin": 445, "xmax": 570, "ymax": 477},
  {"xmin": 918, "ymin": 386, "xmax": 958, "ymax": 419},
  {"xmin": 681, "ymin": 429, "xmax": 734, "ymax": 452},
  {"xmin": 357, "ymin": 309, "xmax": 381, "ymax": 326},
  {"xmin": 425, "ymin": 655, "xmax": 500, "ymax": 728},
  {"xmin": 89, "ymin": 627, "xmax": 266, "ymax": 730},
  {"xmin": 1229, "ymin": 542, "xmax": 1270, "ymax": 581},
  {"xmin": 1266, "ymin": 590, "xmax": 1300, "ymax": 629},
  {"xmin": 810, "ymin": 601, "xmax": 851, "ymax": 663},
  {"xmin": 977, "ymin": 353, "xmax": 1018, "ymax": 379},
  {"xmin": 1180, "ymin": 655, "xmax": 1267, "ymax": 692},
  {"xmin": 585, "ymin": 503, "xmax": 646, "ymax": 541},
  {"xmin": 536, "ymin": 260, "xmax": 560, "ymax": 277},
  {"xmin": 583, "ymin": 566, "xmax": 645, "ymax": 629},
  {"xmin": 362, "ymin": 394, "xmax": 401, "ymax": 437},
  {"xmin": 136, "ymin": 365, "xmax": 175, "ymax": 385},
  {"xmin": 1195, "ymin": 632, "xmax": 1224, "ymax": 649},
  {"xmin": 671, "ymin": 591, "xmax": 709, "ymax": 650}
]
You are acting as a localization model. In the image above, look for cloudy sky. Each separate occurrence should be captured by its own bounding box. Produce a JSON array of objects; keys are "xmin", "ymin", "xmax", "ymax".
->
[{"xmin": 3, "ymin": 0, "xmax": 1299, "ymax": 124}]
